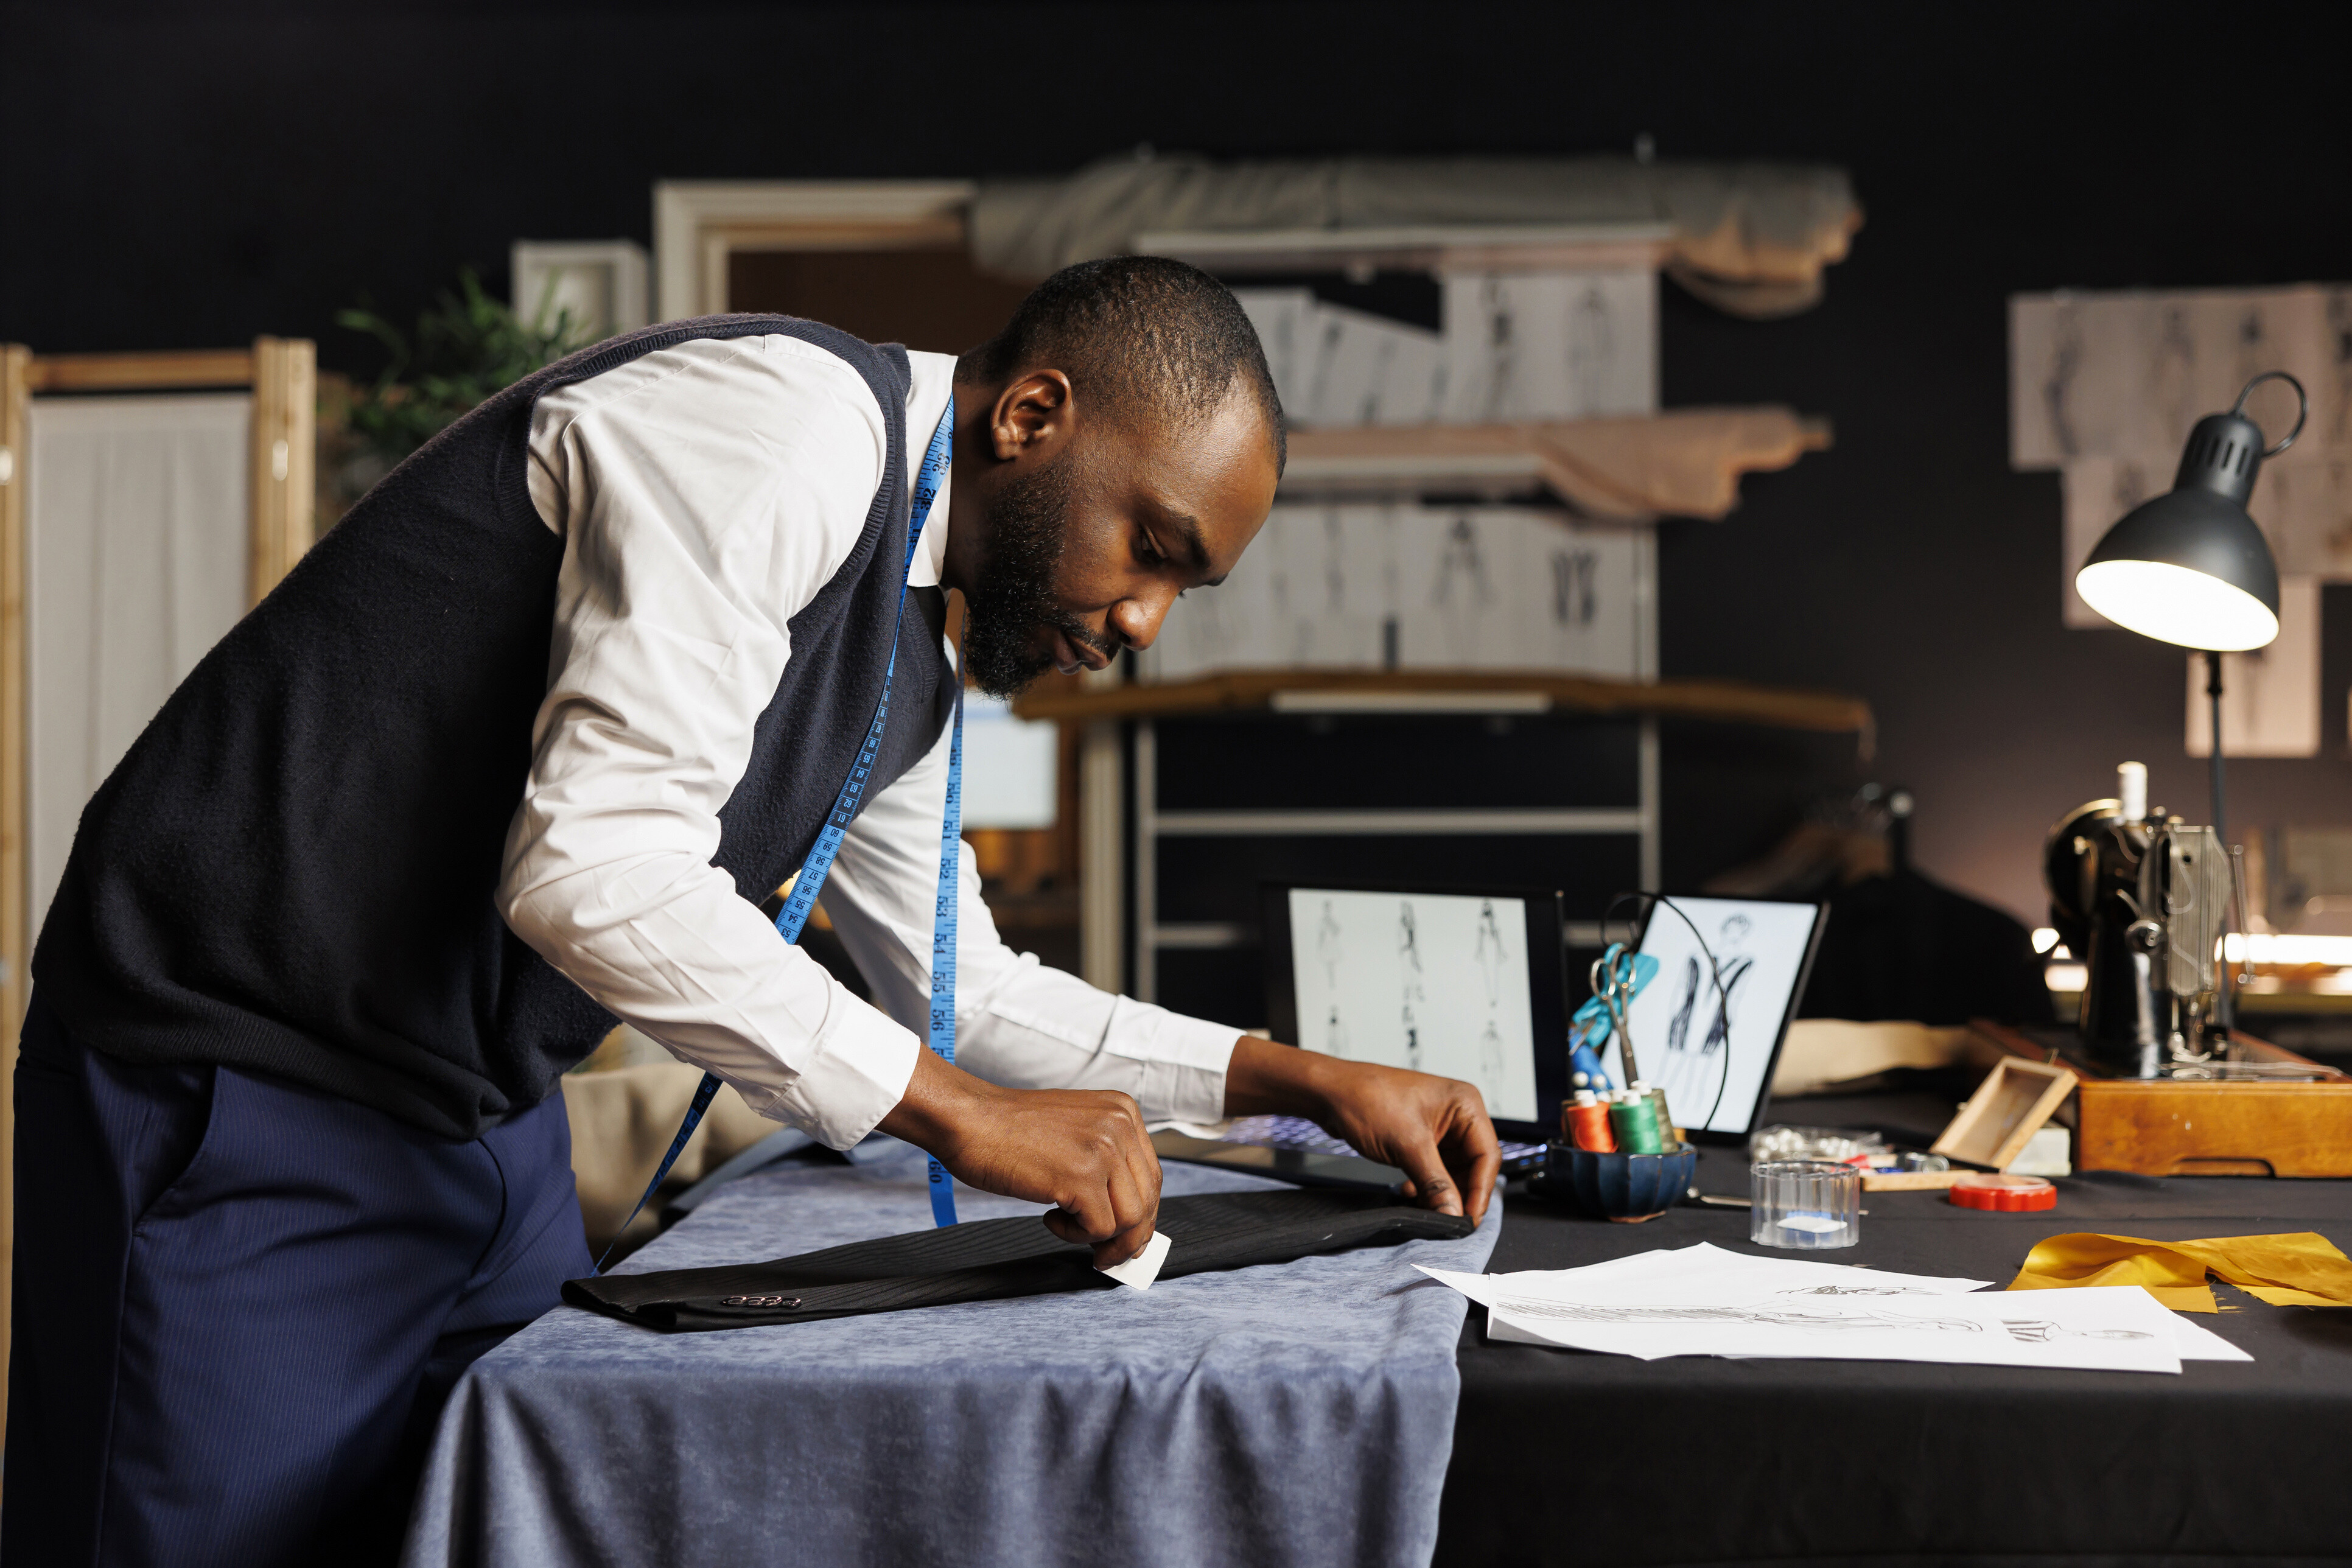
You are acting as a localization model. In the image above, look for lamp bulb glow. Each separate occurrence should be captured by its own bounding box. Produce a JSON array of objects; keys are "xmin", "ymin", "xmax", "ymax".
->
[{"xmin": 2075, "ymin": 559, "xmax": 2280, "ymax": 651}]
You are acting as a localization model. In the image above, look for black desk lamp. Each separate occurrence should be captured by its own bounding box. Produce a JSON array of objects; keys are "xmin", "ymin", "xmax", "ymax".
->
[
  {"xmin": 2075, "ymin": 371, "xmax": 2306, "ymax": 847},
  {"xmin": 2074, "ymin": 371, "xmax": 2306, "ymax": 1031}
]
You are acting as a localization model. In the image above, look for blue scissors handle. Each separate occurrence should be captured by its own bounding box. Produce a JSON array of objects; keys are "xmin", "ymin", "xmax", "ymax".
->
[{"xmin": 1579, "ymin": 943, "xmax": 1654, "ymax": 1087}]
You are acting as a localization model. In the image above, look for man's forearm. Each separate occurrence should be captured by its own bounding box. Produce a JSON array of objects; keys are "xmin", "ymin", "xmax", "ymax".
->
[
  {"xmin": 876, "ymin": 1046, "xmax": 1164, "ymax": 1265},
  {"xmin": 1220, "ymin": 1035, "xmax": 1344, "ymax": 1119},
  {"xmin": 1216, "ymin": 1035, "xmax": 1501, "ymax": 1222}
]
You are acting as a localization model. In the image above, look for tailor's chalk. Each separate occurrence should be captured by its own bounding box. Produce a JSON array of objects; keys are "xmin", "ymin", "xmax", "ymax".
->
[{"xmin": 1099, "ymin": 1229, "xmax": 1172, "ymax": 1290}]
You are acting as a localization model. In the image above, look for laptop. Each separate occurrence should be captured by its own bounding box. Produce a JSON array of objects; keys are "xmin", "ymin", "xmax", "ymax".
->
[{"xmin": 1152, "ymin": 883, "xmax": 1573, "ymax": 1191}]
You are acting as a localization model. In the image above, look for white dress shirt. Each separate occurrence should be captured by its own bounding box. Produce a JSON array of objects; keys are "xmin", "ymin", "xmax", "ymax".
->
[{"xmin": 498, "ymin": 332, "xmax": 1238, "ymax": 1148}]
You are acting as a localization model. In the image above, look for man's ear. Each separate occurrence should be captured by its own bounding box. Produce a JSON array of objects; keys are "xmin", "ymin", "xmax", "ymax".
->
[{"xmin": 990, "ymin": 371, "xmax": 1076, "ymax": 460}]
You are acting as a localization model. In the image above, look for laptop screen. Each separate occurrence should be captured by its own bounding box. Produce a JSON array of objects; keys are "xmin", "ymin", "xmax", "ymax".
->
[
  {"xmin": 1284, "ymin": 887, "xmax": 1541, "ymax": 1122},
  {"xmin": 1597, "ymin": 895, "xmax": 1826, "ymax": 1137}
]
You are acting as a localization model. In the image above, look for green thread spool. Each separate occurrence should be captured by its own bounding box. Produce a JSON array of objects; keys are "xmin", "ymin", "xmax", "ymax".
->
[
  {"xmin": 1636, "ymin": 1080, "xmax": 1678, "ymax": 1150},
  {"xmin": 1608, "ymin": 1090, "xmax": 1665, "ymax": 1153}
]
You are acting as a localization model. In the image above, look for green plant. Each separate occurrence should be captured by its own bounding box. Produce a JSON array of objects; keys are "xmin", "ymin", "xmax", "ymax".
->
[{"xmin": 336, "ymin": 268, "xmax": 598, "ymax": 465}]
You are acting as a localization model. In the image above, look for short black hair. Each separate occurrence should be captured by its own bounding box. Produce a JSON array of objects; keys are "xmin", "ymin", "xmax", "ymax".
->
[{"xmin": 958, "ymin": 255, "xmax": 1286, "ymax": 475}]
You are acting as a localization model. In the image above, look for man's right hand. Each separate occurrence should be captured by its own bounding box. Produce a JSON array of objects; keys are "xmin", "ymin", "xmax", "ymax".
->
[{"xmin": 875, "ymin": 1047, "xmax": 1162, "ymax": 1267}]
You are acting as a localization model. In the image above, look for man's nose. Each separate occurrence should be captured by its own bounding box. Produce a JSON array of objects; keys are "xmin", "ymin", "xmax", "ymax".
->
[{"xmin": 1108, "ymin": 588, "xmax": 1177, "ymax": 653}]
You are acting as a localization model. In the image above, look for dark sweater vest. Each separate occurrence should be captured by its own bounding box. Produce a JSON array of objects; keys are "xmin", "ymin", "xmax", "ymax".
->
[{"xmin": 32, "ymin": 316, "xmax": 953, "ymax": 1140}]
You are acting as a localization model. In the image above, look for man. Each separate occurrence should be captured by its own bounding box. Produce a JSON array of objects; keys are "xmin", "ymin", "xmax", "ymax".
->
[{"xmin": 5, "ymin": 256, "xmax": 1498, "ymax": 1563}]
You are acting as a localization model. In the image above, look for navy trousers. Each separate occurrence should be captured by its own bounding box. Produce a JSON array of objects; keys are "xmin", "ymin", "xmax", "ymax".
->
[{"xmin": 4, "ymin": 996, "xmax": 592, "ymax": 1566}]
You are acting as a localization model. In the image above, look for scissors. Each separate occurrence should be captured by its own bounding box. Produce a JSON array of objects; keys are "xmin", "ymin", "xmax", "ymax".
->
[{"xmin": 1568, "ymin": 943, "xmax": 1656, "ymax": 1093}]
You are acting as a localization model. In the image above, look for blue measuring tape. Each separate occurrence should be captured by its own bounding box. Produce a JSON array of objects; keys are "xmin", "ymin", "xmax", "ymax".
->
[{"xmin": 597, "ymin": 396, "xmax": 961, "ymax": 1269}]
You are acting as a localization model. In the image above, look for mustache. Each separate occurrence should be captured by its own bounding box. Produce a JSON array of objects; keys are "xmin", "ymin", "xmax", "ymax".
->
[{"xmin": 1046, "ymin": 613, "xmax": 1118, "ymax": 661}]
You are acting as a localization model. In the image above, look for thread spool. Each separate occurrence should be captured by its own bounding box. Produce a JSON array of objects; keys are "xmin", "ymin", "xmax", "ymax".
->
[
  {"xmin": 1566, "ymin": 1091, "xmax": 1616, "ymax": 1152},
  {"xmin": 2118, "ymin": 760, "xmax": 2147, "ymax": 821},
  {"xmin": 1609, "ymin": 1090, "xmax": 1665, "ymax": 1154},
  {"xmin": 1634, "ymin": 1080, "xmax": 1678, "ymax": 1151}
]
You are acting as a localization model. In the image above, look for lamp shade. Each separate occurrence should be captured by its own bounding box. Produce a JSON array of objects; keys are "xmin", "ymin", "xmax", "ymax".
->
[{"xmin": 2074, "ymin": 399, "xmax": 2286, "ymax": 653}]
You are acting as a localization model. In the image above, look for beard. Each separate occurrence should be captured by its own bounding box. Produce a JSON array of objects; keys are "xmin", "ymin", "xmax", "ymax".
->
[{"xmin": 961, "ymin": 457, "xmax": 1109, "ymax": 697}]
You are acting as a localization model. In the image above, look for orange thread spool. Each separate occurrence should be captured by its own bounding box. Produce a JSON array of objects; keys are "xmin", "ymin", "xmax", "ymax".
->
[{"xmin": 1567, "ymin": 1097, "xmax": 1617, "ymax": 1153}]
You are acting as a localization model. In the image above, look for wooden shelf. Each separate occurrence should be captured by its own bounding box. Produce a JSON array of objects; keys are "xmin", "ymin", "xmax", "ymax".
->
[
  {"xmin": 25, "ymin": 349, "xmax": 258, "ymax": 393},
  {"xmin": 1013, "ymin": 668, "xmax": 1874, "ymax": 740}
]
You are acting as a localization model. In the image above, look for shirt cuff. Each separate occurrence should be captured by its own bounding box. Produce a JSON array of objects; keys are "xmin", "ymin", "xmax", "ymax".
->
[
  {"xmin": 1106, "ymin": 998, "xmax": 1241, "ymax": 1127},
  {"xmin": 740, "ymin": 1002, "xmax": 922, "ymax": 1151}
]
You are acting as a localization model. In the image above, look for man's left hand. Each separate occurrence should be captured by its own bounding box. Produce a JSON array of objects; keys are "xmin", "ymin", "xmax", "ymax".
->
[{"xmin": 1221, "ymin": 1037, "xmax": 1501, "ymax": 1223}]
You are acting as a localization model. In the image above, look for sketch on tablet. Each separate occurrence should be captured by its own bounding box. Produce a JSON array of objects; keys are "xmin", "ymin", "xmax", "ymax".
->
[
  {"xmin": 1316, "ymin": 899, "xmax": 1344, "ymax": 991},
  {"xmin": 1478, "ymin": 1019, "xmax": 1506, "ymax": 1105},
  {"xmin": 1652, "ymin": 913, "xmax": 1756, "ymax": 1119},
  {"xmin": 1475, "ymin": 900, "xmax": 1507, "ymax": 1006},
  {"xmin": 1324, "ymin": 1006, "xmax": 1351, "ymax": 1060},
  {"xmin": 1398, "ymin": 901, "xmax": 1426, "ymax": 1073},
  {"xmin": 1290, "ymin": 887, "xmax": 1540, "ymax": 1120}
]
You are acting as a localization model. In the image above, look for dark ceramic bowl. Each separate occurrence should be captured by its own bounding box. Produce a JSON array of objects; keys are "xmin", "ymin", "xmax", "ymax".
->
[{"xmin": 1530, "ymin": 1140, "xmax": 1698, "ymax": 1223}]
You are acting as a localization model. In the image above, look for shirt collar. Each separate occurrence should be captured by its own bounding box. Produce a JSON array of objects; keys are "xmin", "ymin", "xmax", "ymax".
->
[{"xmin": 905, "ymin": 350, "xmax": 956, "ymax": 590}]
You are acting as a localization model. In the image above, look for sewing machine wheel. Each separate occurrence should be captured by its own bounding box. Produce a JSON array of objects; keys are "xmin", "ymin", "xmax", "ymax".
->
[{"xmin": 2043, "ymin": 797, "xmax": 2121, "ymax": 959}]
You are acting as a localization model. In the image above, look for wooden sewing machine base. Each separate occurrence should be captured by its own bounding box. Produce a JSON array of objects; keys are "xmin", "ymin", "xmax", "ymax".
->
[{"xmin": 1966, "ymin": 1021, "xmax": 2352, "ymax": 1178}]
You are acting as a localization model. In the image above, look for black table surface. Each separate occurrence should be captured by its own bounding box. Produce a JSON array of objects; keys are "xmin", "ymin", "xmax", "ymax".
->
[{"xmin": 1433, "ymin": 1091, "xmax": 2352, "ymax": 1567}]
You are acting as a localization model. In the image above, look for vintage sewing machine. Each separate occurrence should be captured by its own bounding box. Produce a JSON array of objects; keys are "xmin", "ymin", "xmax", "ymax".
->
[
  {"xmin": 1982, "ymin": 763, "xmax": 2352, "ymax": 1178},
  {"xmin": 2043, "ymin": 761, "xmax": 2235, "ymax": 1078}
]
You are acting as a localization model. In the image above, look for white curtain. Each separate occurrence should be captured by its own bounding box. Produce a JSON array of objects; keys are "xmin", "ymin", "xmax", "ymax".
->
[{"xmin": 25, "ymin": 393, "xmax": 250, "ymax": 928}]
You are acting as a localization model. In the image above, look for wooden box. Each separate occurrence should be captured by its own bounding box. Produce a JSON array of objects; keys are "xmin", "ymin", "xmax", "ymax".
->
[
  {"xmin": 1930, "ymin": 1057, "xmax": 2079, "ymax": 1169},
  {"xmin": 1967, "ymin": 1021, "xmax": 2352, "ymax": 1177}
]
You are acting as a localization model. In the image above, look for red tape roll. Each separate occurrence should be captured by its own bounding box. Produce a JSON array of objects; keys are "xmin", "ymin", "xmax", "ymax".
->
[{"xmin": 1948, "ymin": 1173, "xmax": 2056, "ymax": 1212}]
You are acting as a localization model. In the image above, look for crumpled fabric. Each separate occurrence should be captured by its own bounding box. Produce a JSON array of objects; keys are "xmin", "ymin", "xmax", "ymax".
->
[
  {"xmin": 2009, "ymin": 1231, "xmax": 2352, "ymax": 1312},
  {"xmin": 1283, "ymin": 407, "xmax": 1829, "ymax": 520},
  {"xmin": 971, "ymin": 153, "xmax": 1863, "ymax": 318}
]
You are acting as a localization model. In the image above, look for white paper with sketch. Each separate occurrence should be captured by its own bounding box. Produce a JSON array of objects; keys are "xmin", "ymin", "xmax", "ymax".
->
[
  {"xmin": 2012, "ymin": 284, "xmax": 2352, "ymax": 601},
  {"xmin": 1457, "ymin": 1243, "xmax": 2247, "ymax": 1363},
  {"xmin": 1228, "ymin": 288, "xmax": 1316, "ymax": 416},
  {"xmin": 2183, "ymin": 575, "xmax": 2322, "ymax": 758},
  {"xmin": 1298, "ymin": 303, "xmax": 1444, "ymax": 427},
  {"xmin": 1417, "ymin": 1244, "xmax": 2197, "ymax": 1373}
]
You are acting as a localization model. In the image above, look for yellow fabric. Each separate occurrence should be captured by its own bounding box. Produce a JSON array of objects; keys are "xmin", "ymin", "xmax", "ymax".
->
[{"xmin": 2008, "ymin": 1231, "xmax": 2352, "ymax": 1314}]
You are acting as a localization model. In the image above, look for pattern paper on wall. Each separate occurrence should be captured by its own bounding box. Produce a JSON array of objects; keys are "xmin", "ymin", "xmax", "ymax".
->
[
  {"xmin": 1143, "ymin": 505, "xmax": 1651, "ymax": 684},
  {"xmin": 2012, "ymin": 284, "xmax": 2347, "ymax": 758},
  {"xmin": 2012, "ymin": 285, "xmax": 2352, "ymax": 594},
  {"xmin": 1439, "ymin": 271, "xmax": 1657, "ymax": 424},
  {"xmin": 2183, "ymin": 577, "xmax": 2322, "ymax": 759},
  {"xmin": 1233, "ymin": 270, "xmax": 1657, "ymax": 430}
]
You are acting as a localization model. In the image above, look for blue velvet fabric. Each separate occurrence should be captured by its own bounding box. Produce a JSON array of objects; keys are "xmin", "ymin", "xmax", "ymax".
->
[{"xmin": 403, "ymin": 1138, "xmax": 1499, "ymax": 1568}]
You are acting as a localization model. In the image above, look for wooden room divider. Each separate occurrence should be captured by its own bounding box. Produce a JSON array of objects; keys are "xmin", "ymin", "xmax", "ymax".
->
[{"xmin": 0, "ymin": 337, "xmax": 315, "ymax": 1438}]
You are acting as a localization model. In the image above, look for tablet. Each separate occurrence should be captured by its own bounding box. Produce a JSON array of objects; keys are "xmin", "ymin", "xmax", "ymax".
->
[
  {"xmin": 1262, "ymin": 881, "xmax": 1572, "ymax": 1148},
  {"xmin": 1595, "ymin": 894, "xmax": 1827, "ymax": 1141}
]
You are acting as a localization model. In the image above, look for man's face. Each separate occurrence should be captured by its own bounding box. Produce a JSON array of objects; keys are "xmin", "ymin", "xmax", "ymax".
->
[{"xmin": 955, "ymin": 380, "xmax": 1279, "ymax": 697}]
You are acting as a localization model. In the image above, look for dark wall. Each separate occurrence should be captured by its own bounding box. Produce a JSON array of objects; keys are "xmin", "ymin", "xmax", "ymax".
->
[{"xmin": 9, "ymin": 0, "xmax": 2350, "ymax": 922}]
